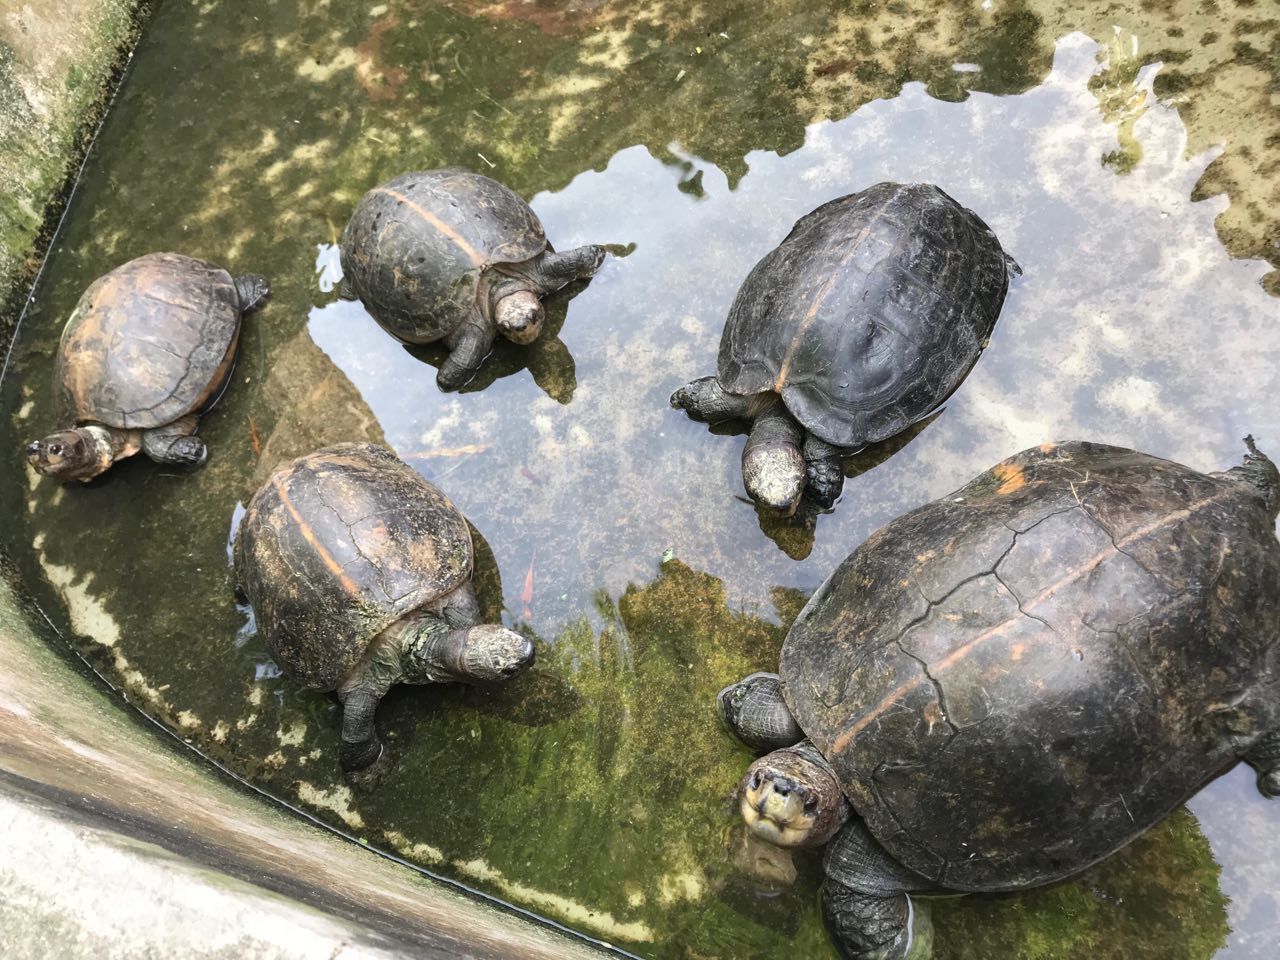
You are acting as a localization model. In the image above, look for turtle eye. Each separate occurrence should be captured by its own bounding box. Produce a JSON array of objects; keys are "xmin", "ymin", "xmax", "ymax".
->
[
  {"xmin": 802, "ymin": 795, "xmax": 818, "ymax": 814},
  {"xmin": 49, "ymin": 443, "xmax": 63, "ymax": 456}
]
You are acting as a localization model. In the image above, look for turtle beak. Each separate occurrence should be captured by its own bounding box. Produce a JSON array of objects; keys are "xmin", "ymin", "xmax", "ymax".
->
[{"xmin": 25, "ymin": 440, "xmax": 42, "ymax": 459}]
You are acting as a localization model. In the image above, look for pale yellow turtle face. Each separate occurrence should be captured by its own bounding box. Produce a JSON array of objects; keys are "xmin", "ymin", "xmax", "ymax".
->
[{"xmin": 739, "ymin": 748, "xmax": 848, "ymax": 848}]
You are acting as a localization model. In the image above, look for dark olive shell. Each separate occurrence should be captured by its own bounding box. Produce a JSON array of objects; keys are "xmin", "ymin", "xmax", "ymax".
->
[
  {"xmin": 338, "ymin": 169, "xmax": 547, "ymax": 344},
  {"xmin": 718, "ymin": 183, "xmax": 1012, "ymax": 448},
  {"xmin": 234, "ymin": 443, "xmax": 473, "ymax": 691},
  {"xmin": 57, "ymin": 252, "xmax": 243, "ymax": 430},
  {"xmin": 780, "ymin": 441, "xmax": 1280, "ymax": 891}
]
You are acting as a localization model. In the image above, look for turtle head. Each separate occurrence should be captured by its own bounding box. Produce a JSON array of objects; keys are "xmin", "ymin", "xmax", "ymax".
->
[
  {"xmin": 495, "ymin": 290, "xmax": 545, "ymax": 345},
  {"xmin": 742, "ymin": 440, "xmax": 806, "ymax": 516},
  {"xmin": 25, "ymin": 428, "xmax": 110, "ymax": 481},
  {"xmin": 739, "ymin": 744, "xmax": 849, "ymax": 848}
]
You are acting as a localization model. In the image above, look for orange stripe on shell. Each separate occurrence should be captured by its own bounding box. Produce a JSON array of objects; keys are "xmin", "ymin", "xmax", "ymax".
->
[
  {"xmin": 271, "ymin": 475, "xmax": 361, "ymax": 597},
  {"xmin": 828, "ymin": 491, "xmax": 1225, "ymax": 757},
  {"xmin": 773, "ymin": 192, "xmax": 898, "ymax": 392},
  {"xmin": 374, "ymin": 187, "xmax": 485, "ymax": 267}
]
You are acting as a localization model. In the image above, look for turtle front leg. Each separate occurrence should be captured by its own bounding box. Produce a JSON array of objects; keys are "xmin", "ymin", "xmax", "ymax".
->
[
  {"xmin": 804, "ymin": 434, "xmax": 848, "ymax": 509},
  {"xmin": 670, "ymin": 376, "xmax": 756, "ymax": 423},
  {"xmin": 336, "ymin": 634, "xmax": 402, "ymax": 782},
  {"xmin": 141, "ymin": 415, "xmax": 207, "ymax": 467},
  {"xmin": 742, "ymin": 398, "xmax": 806, "ymax": 516},
  {"xmin": 718, "ymin": 672, "xmax": 804, "ymax": 752},
  {"xmin": 438, "ymin": 313, "xmax": 497, "ymax": 390},
  {"xmin": 530, "ymin": 244, "xmax": 607, "ymax": 292},
  {"xmin": 1246, "ymin": 728, "xmax": 1280, "ymax": 797},
  {"xmin": 822, "ymin": 820, "xmax": 935, "ymax": 960},
  {"xmin": 400, "ymin": 610, "xmax": 535, "ymax": 685}
]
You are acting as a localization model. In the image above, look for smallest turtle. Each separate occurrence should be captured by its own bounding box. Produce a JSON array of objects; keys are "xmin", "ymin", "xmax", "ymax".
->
[
  {"xmin": 338, "ymin": 169, "xmax": 607, "ymax": 390},
  {"xmin": 234, "ymin": 442, "xmax": 535, "ymax": 780},
  {"xmin": 26, "ymin": 252, "xmax": 269, "ymax": 482}
]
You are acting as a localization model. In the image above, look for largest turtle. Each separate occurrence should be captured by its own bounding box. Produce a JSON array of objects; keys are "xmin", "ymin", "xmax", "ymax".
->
[
  {"xmin": 718, "ymin": 439, "xmax": 1280, "ymax": 959},
  {"xmin": 234, "ymin": 442, "xmax": 534, "ymax": 780},
  {"xmin": 25, "ymin": 252, "xmax": 269, "ymax": 481},
  {"xmin": 338, "ymin": 169, "xmax": 606, "ymax": 390},
  {"xmin": 672, "ymin": 182, "xmax": 1017, "ymax": 515}
]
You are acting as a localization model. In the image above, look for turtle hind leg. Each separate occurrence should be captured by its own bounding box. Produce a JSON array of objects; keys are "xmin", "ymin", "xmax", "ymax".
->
[
  {"xmin": 823, "ymin": 820, "xmax": 935, "ymax": 960},
  {"xmin": 718, "ymin": 672, "xmax": 803, "ymax": 751},
  {"xmin": 142, "ymin": 415, "xmax": 206, "ymax": 468},
  {"xmin": 803, "ymin": 434, "xmax": 847, "ymax": 509},
  {"xmin": 670, "ymin": 376, "xmax": 755, "ymax": 423},
  {"xmin": 530, "ymin": 244, "xmax": 607, "ymax": 292},
  {"xmin": 438, "ymin": 315, "xmax": 497, "ymax": 391},
  {"xmin": 233, "ymin": 274, "xmax": 271, "ymax": 313}
]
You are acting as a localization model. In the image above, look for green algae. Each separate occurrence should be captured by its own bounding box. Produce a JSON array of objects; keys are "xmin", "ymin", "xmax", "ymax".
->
[
  {"xmin": 2, "ymin": 0, "xmax": 1277, "ymax": 957},
  {"xmin": 0, "ymin": 0, "xmax": 141, "ymax": 322}
]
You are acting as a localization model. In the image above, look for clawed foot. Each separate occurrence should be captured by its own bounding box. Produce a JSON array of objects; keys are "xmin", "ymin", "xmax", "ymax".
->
[
  {"xmin": 805, "ymin": 457, "xmax": 845, "ymax": 509},
  {"xmin": 171, "ymin": 436, "xmax": 208, "ymax": 467},
  {"xmin": 343, "ymin": 743, "xmax": 393, "ymax": 788}
]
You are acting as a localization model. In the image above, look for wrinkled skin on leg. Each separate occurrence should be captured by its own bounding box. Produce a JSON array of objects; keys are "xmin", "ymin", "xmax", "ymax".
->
[
  {"xmin": 439, "ymin": 243, "xmax": 606, "ymax": 390},
  {"xmin": 669, "ymin": 375, "xmax": 759, "ymax": 423},
  {"xmin": 804, "ymin": 434, "xmax": 847, "ymax": 508},
  {"xmin": 718, "ymin": 672, "xmax": 804, "ymax": 752},
  {"xmin": 671, "ymin": 380, "xmax": 853, "ymax": 511},
  {"xmin": 822, "ymin": 820, "xmax": 935, "ymax": 960},
  {"xmin": 334, "ymin": 582, "xmax": 535, "ymax": 783},
  {"xmin": 1246, "ymin": 728, "xmax": 1280, "ymax": 797},
  {"xmin": 141, "ymin": 414, "xmax": 206, "ymax": 467}
]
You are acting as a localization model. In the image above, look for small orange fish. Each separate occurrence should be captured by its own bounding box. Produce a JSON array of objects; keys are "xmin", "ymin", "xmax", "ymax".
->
[
  {"xmin": 521, "ymin": 551, "xmax": 536, "ymax": 619},
  {"xmin": 247, "ymin": 415, "xmax": 262, "ymax": 459}
]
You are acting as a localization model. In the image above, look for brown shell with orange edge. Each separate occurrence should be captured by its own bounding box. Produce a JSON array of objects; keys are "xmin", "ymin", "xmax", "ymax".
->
[
  {"xmin": 780, "ymin": 441, "xmax": 1280, "ymax": 892},
  {"xmin": 56, "ymin": 252, "xmax": 244, "ymax": 430},
  {"xmin": 718, "ymin": 182, "xmax": 1013, "ymax": 449},
  {"xmin": 234, "ymin": 443, "xmax": 473, "ymax": 692}
]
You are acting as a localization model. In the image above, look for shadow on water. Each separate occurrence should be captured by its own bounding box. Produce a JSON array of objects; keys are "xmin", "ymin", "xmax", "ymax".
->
[{"xmin": 1, "ymin": 0, "xmax": 1278, "ymax": 956}]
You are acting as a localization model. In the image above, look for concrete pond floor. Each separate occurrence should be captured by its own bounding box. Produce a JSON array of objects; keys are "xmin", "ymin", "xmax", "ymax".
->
[{"xmin": 2, "ymin": 1, "xmax": 1279, "ymax": 958}]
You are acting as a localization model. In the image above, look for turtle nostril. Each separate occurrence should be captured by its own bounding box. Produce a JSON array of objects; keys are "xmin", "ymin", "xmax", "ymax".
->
[{"xmin": 25, "ymin": 441, "xmax": 40, "ymax": 456}]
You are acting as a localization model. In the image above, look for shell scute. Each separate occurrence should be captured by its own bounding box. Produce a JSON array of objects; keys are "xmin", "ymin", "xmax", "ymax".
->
[{"xmin": 57, "ymin": 252, "xmax": 242, "ymax": 429}]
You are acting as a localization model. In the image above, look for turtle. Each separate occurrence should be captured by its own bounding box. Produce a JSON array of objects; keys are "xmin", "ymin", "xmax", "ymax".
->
[
  {"xmin": 233, "ymin": 442, "xmax": 535, "ymax": 780},
  {"xmin": 25, "ymin": 252, "xmax": 269, "ymax": 482},
  {"xmin": 671, "ymin": 182, "xmax": 1018, "ymax": 516},
  {"xmin": 717, "ymin": 438, "xmax": 1280, "ymax": 960},
  {"xmin": 337, "ymin": 168, "xmax": 607, "ymax": 391}
]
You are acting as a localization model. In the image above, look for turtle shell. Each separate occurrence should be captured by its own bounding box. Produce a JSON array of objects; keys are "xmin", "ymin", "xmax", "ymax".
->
[
  {"xmin": 718, "ymin": 183, "xmax": 1012, "ymax": 448},
  {"xmin": 338, "ymin": 169, "xmax": 548, "ymax": 344},
  {"xmin": 780, "ymin": 441, "xmax": 1280, "ymax": 892},
  {"xmin": 234, "ymin": 442, "xmax": 474, "ymax": 691},
  {"xmin": 56, "ymin": 252, "xmax": 244, "ymax": 430}
]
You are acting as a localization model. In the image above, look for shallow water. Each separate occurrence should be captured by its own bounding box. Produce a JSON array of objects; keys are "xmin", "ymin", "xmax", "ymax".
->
[{"xmin": 3, "ymin": 1, "xmax": 1279, "ymax": 957}]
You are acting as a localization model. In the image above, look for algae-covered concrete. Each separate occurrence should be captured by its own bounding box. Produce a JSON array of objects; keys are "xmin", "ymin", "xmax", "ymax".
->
[
  {"xmin": 0, "ymin": 569, "xmax": 618, "ymax": 960},
  {"xmin": 0, "ymin": 0, "xmax": 141, "ymax": 325}
]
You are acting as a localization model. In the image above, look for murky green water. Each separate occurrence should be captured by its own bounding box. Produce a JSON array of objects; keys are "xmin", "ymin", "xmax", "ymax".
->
[{"xmin": 3, "ymin": 1, "xmax": 1279, "ymax": 957}]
